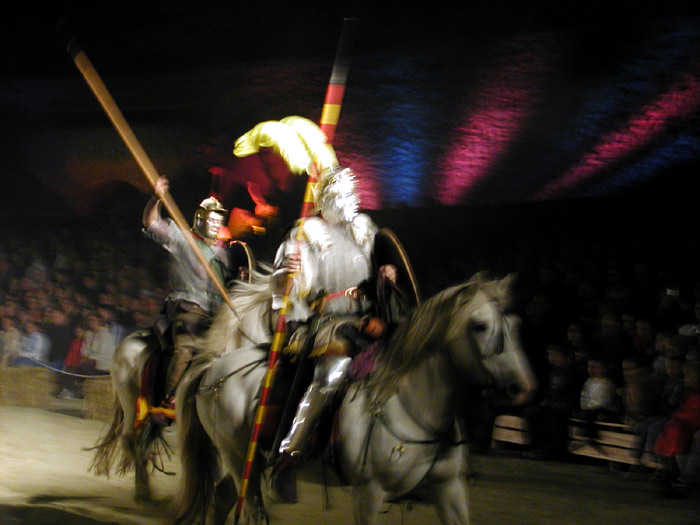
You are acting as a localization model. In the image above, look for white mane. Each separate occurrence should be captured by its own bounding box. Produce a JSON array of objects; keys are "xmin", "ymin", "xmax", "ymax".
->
[{"xmin": 196, "ymin": 267, "xmax": 274, "ymax": 362}]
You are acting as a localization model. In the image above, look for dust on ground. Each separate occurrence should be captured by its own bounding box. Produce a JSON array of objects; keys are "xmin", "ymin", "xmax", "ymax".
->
[{"xmin": 1, "ymin": 405, "xmax": 699, "ymax": 524}]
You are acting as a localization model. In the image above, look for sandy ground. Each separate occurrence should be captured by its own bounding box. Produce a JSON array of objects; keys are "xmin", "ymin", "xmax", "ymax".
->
[{"xmin": 1, "ymin": 404, "xmax": 700, "ymax": 524}]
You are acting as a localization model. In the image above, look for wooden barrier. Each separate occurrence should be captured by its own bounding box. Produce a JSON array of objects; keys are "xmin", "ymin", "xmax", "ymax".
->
[{"xmin": 491, "ymin": 414, "xmax": 660, "ymax": 468}]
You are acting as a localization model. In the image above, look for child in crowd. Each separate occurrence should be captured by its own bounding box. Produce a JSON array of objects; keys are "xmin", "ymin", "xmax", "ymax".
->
[{"xmin": 570, "ymin": 356, "xmax": 621, "ymax": 451}]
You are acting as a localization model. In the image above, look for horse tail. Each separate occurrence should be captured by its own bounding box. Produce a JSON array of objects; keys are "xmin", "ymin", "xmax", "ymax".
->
[
  {"xmin": 85, "ymin": 392, "xmax": 128, "ymax": 477},
  {"xmin": 171, "ymin": 367, "xmax": 218, "ymax": 524}
]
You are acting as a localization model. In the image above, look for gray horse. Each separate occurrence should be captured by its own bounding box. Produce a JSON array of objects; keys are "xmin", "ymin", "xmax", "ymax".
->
[
  {"xmin": 85, "ymin": 275, "xmax": 272, "ymax": 501},
  {"xmin": 172, "ymin": 272, "xmax": 537, "ymax": 524}
]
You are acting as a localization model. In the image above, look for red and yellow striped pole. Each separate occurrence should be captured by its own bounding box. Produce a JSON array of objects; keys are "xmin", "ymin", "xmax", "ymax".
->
[
  {"xmin": 302, "ymin": 17, "xmax": 359, "ymax": 219},
  {"xmin": 233, "ymin": 19, "xmax": 359, "ymax": 524},
  {"xmin": 319, "ymin": 18, "xmax": 359, "ymax": 147}
]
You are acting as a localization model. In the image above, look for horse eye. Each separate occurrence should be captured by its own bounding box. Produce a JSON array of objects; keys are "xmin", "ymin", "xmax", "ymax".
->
[{"xmin": 472, "ymin": 322, "xmax": 487, "ymax": 333}]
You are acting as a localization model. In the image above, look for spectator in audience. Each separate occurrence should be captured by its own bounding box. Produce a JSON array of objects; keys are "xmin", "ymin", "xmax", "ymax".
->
[
  {"xmin": 630, "ymin": 352, "xmax": 685, "ymax": 472},
  {"xmin": 570, "ymin": 356, "xmax": 621, "ymax": 452},
  {"xmin": 567, "ymin": 321, "xmax": 592, "ymax": 411},
  {"xmin": 97, "ymin": 304, "xmax": 128, "ymax": 348},
  {"xmin": 678, "ymin": 301, "xmax": 700, "ymax": 340},
  {"xmin": 45, "ymin": 306, "xmax": 73, "ymax": 370},
  {"xmin": 632, "ymin": 317, "xmax": 656, "ymax": 362},
  {"xmin": 14, "ymin": 320, "xmax": 51, "ymax": 366},
  {"xmin": 57, "ymin": 321, "xmax": 91, "ymax": 399},
  {"xmin": 523, "ymin": 343, "xmax": 579, "ymax": 460},
  {"xmin": 619, "ymin": 355, "xmax": 658, "ymax": 427},
  {"xmin": 0, "ymin": 315, "xmax": 22, "ymax": 367},
  {"xmin": 653, "ymin": 360, "xmax": 700, "ymax": 489},
  {"xmin": 650, "ymin": 331, "xmax": 677, "ymax": 386},
  {"xmin": 82, "ymin": 313, "xmax": 114, "ymax": 374},
  {"xmin": 663, "ymin": 429, "xmax": 700, "ymax": 498},
  {"xmin": 592, "ymin": 312, "xmax": 634, "ymax": 383}
]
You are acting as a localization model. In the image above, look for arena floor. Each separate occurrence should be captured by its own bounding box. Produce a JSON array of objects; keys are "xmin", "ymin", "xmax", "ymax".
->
[{"xmin": 1, "ymin": 405, "xmax": 699, "ymax": 524}]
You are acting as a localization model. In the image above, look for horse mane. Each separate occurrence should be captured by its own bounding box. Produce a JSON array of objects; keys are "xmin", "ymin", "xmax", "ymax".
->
[
  {"xmin": 365, "ymin": 272, "xmax": 509, "ymax": 404},
  {"xmin": 195, "ymin": 266, "xmax": 273, "ymax": 362}
]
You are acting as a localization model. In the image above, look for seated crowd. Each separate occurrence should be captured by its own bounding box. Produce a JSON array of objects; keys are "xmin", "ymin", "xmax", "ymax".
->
[{"xmin": 0, "ymin": 219, "xmax": 166, "ymax": 399}]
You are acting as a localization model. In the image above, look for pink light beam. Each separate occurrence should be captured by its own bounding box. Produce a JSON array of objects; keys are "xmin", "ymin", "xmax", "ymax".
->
[{"xmin": 533, "ymin": 70, "xmax": 700, "ymax": 200}]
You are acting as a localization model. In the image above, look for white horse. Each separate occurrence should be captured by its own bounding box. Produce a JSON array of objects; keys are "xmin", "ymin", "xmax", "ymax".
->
[
  {"xmin": 86, "ymin": 274, "xmax": 273, "ymax": 501},
  {"xmin": 172, "ymin": 273, "xmax": 537, "ymax": 524}
]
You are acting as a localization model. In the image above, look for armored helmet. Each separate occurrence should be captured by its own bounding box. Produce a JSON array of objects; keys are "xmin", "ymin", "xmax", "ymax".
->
[
  {"xmin": 315, "ymin": 167, "xmax": 359, "ymax": 224},
  {"xmin": 193, "ymin": 196, "xmax": 227, "ymax": 240}
]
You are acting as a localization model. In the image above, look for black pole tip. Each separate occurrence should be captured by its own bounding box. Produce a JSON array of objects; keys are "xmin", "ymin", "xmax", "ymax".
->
[{"xmin": 56, "ymin": 18, "xmax": 82, "ymax": 59}]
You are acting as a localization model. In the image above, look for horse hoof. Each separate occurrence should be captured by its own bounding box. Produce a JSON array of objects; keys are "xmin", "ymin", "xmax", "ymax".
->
[
  {"xmin": 271, "ymin": 468, "xmax": 298, "ymax": 504},
  {"xmin": 135, "ymin": 488, "xmax": 152, "ymax": 502}
]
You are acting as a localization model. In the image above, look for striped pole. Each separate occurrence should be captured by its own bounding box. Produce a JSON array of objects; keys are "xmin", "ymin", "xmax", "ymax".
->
[
  {"xmin": 301, "ymin": 17, "xmax": 359, "ymax": 219},
  {"xmin": 319, "ymin": 18, "xmax": 360, "ymax": 146},
  {"xmin": 233, "ymin": 19, "xmax": 359, "ymax": 523}
]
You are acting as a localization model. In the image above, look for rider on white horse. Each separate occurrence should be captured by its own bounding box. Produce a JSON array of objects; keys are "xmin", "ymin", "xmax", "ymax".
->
[
  {"xmin": 271, "ymin": 166, "xmax": 407, "ymax": 502},
  {"xmin": 143, "ymin": 176, "xmax": 233, "ymax": 423}
]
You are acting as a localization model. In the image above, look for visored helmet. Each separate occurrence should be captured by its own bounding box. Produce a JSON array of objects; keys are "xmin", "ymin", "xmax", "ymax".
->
[
  {"xmin": 315, "ymin": 167, "xmax": 359, "ymax": 224},
  {"xmin": 193, "ymin": 197, "xmax": 227, "ymax": 240}
]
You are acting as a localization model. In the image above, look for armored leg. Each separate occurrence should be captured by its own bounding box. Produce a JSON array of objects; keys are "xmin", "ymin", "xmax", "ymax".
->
[{"xmin": 279, "ymin": 354, "xmax": 352, "ymax": 456}]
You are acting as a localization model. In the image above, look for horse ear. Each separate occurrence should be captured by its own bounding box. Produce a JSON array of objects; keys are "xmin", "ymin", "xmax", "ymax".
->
[
  {"xmin": 470, "ymin": 271, "xmax": 489, "ymax": 284},
  {"xmin": 499, "ymin": 273, "xmax": 517, "ymax": 295}
]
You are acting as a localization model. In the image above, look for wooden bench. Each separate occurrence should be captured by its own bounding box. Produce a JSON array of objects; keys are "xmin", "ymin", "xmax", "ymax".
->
[
  {"xmin": 491, "ymin": 414, "xmax": 531, "ymax": 448},
  {"xmin": 491, "ymin": 414, "xmax": 660, "ymax": 468}
]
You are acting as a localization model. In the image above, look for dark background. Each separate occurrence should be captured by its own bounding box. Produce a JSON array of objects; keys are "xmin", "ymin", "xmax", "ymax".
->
[{"xmin": 3, "ymin": 1, "xmax": 700, "ymax": 274}]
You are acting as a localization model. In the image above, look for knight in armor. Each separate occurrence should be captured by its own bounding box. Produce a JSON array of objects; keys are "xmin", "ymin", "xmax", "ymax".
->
[
  {"xmin": 143, "ymin": 176, "xmax": 233, "ymax": 423},
  {"xmin": 271, "ymin": 166, "xmax": 407, "ymax": 501}
]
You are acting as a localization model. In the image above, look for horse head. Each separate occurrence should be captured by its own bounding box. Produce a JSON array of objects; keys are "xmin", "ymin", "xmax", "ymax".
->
[{"xmin": 446, "ymin": 273, "xmax": 537, "ymax": 405}]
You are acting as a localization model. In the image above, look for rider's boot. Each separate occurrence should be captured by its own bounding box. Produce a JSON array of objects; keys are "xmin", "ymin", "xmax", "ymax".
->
[
  {"xmin": 272, "ymin": 355, "xmax": 352, "ymax": 503},
  {"xmin": 152, "ymin": 344, "xmax": 192, "ymax": 426},
  {"xmin": 271, "ymin": 384, "xmax": 326, "ymax": 503}
]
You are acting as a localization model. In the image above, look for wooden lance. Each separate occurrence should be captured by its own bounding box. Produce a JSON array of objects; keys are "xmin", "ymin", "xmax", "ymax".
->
[
  {"xmin": 57, "ymin": 20, "xmax": 233, "ymax": 310},
  {"xmin": 233, "ymin": 18, "xmax": 360, "ymax": 523}
]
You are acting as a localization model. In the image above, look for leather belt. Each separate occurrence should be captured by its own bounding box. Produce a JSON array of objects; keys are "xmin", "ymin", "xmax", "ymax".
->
[{"xmin": 312, "ymin": 287, "xmax": 367, "ymax": 312}]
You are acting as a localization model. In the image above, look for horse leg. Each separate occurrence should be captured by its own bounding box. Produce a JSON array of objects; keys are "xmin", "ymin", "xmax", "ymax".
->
[
  {"xmin": 130, "ymin": 426, "xmax": 153, "ymax": 501},
  {"xmin": 352, "ymin": 482, "xmax": 385, "ymax": 525},
  {"xmin": 134, "ymin": 459, "xmax": 151, "ymax": 502},
  {"xmin": 118, "ymin": 388, "xmax": 152, "ymax": 501},
  {"xmin": 430, "ymin": 477, "xmax": 470, "ymax": 525},
  {"xmin": 220, "ymin": 451, "xmax": 267, "ymax": 524},
  {"xmin": 213, "ymin": 474, "xmax": 236, "ymax": 525}
]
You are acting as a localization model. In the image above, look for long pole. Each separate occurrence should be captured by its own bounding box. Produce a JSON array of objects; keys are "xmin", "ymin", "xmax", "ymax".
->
[
  {"xmin": 233, "ymin": 18, "xmax": 359, "ymax": 523},
  {"xmin": 57, "ymin": 20, "xmax": 233, "ymax": 309}
]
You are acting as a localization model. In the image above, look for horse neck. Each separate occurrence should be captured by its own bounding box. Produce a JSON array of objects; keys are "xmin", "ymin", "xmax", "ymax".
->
[{"xmin": 396, "ymin": 346, "xmax": 458, "ymax": 435}]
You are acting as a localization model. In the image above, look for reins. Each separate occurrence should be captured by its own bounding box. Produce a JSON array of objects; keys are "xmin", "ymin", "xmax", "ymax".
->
[
  {"xmin": 359, "ymin": 401, "xmax": 468, "ymax": 478},
  {"xmin": 189, "ymin": 357, "xmax": 266, "ymax": 402}
]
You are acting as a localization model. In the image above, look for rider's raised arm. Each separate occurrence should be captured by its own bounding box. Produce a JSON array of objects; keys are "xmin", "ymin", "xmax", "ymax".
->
[{"xmin": 142, "ymin": 176, "xmax": 169, "ymax": 233}]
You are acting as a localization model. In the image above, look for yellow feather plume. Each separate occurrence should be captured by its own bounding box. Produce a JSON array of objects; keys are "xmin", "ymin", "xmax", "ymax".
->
[
  {"xmin": 280, "ymin": 116, "xmax": 338, "ymax": 173},
  {"xmin": 233, "ymin": 116, "xmax": 338, "ymax": 175}
]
